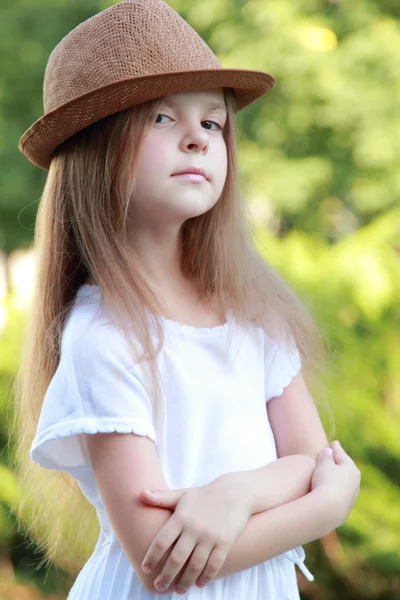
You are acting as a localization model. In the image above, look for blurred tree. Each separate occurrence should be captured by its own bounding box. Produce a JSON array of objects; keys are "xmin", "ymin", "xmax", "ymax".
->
[{"xmin": 1, "ymin": 0, "xmax": 399, "ymax": 598}]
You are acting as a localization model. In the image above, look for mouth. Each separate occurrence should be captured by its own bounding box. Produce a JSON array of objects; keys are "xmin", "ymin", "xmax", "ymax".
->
[
  {"xmin": 171, "ymin": 166, "xmax": 208, "ymax": 181},
  {"xmin": 171, "ymin": 173, "xmax": 208, "ymax": 183}
]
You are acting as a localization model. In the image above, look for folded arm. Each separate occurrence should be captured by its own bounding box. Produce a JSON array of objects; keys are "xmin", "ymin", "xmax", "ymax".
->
[
  {"xmin": 215, "ymin": 370, "xmax": 332, "ymax": 579},
  {"xmin": 86, "ymin": 372, "xmax": 331, "ymax": 593},
  {"xmin": 233, "ymin": 371, "xmax": 329, "ymax": 515},
  {"xmin": 215, "ymin": 485, "xmax": 335, "ymax": 580},
  {"xmin": 228, "ymin": 452, "xmax": 318, "ymax": 515}
]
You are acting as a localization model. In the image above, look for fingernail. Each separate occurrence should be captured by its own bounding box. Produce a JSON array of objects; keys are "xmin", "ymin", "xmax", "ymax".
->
[
  {"xmin": 142, "ymin": 565, "xmax": 151, "ymax": 573},
  {"xmin": 176, "ymin": 587, "xmax": 186, "ymax": 594},
  {"xmin": 155, "ymin": 583, "xmax": 167, "ymax": 592},
  {"xmin": 324, "ymin": 447, "xmax": 333, "ymax": 456}
]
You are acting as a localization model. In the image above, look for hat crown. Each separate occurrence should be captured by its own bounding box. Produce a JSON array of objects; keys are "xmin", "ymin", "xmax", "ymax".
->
[{"xmin": 43, "ymin": 0, "xmax": 222, "ymax": 113}]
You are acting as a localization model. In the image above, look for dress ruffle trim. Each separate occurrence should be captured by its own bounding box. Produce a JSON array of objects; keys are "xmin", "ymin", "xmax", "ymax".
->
[
  {"xmin": 30, "ymin": 417, "xmax": 157, "ymax": 470},
  {"xmin": 271, "ymin": 358, "xmax": 302, "ymax": 399}
]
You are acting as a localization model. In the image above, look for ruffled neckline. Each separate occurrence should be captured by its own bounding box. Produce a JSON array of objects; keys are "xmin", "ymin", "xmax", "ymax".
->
[{"xmin": 77, "ymin": 284, "xmax": 233, "ymax": 338}]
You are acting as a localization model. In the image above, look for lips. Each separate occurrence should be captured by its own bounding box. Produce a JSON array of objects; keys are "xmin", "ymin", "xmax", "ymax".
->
[{"xmin": 171, "ymin": 166, "xmax": 208, "ymax": 180}]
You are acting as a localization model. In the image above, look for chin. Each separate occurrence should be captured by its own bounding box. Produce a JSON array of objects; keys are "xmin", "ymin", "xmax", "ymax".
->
[{"xmin": 181, "ymin": 200, "xmax": 218, "ymax": 220}]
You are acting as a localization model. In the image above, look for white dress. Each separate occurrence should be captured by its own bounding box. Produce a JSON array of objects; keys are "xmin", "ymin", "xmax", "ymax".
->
[{"xmin": 30, "ymin": 284, "xmax": 314, "ymax": 599}]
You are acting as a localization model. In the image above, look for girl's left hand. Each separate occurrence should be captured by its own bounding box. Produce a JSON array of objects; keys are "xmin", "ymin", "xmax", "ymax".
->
[{"xmin": 139, "ymin": 474, "xmax": 251, "ymax": 594}]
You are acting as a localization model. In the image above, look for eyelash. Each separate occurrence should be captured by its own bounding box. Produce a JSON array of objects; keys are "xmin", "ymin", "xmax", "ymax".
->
[{"xmin": 154, "ymin": 114, "xmax": 223, "ymax": 131}]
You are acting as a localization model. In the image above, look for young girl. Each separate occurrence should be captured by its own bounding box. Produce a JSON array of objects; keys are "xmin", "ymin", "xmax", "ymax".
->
[{"xmin": 12, "ymin": 1, "xmax": 361, "ymax": 598}]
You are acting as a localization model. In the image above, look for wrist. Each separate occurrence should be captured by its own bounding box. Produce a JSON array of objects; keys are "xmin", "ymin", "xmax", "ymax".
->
[
  {"xmin": 310, "ymin": 486, "xmax": 341, "ymax": 535},
  {"xmin": 216, "ymin": 472, "xmax": 254, "ymax": 517}
]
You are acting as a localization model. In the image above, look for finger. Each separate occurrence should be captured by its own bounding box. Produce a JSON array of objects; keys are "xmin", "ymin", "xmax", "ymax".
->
[
  {"xmin": 196, "ymin": 544, "xmax": 227, "ymax": 588},
  {"xmin": 320, "ymin": 447, "xmax": 333, "ymax": 460},
  {"xmin": 140, "ymin": 489, "xmax": 184, "ymax": 508},
  {"xmin": 140, "ymin": 490, "xmax": 161, "ymax": 504},
  {"xmin": 153, "ymin": 531, "xmax": 196, "ymax": 593},
  {"xmin": 174, "ymin": 542, "xmax": 212, "ymax": 593},
  {"xmin": 323, "ymin": 447, "xmax": 333, "ymax": 456},
  {"xmin": 141, "ymin": 516, "xmax": 181, "ymax": 574},
  {"xmin": 331, "ymin": 440, "xmax": 349, "ymax": 465}
]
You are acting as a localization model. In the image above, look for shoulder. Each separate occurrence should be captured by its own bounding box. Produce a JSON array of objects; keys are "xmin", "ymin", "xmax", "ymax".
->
[
  {"xmin": 61, "ymin": 287, "xmax": 140, "ymax": 374},
  {"xmin": 64, "ymin": 286, "xmax": 112, "ymax": 342},
  {"xmin": 262, "ymin": 329, "xmax": 302, "ymax": 402},
  {"xmin": 262, "ymin": 327, "xmax": 299, "ymax": 359}
]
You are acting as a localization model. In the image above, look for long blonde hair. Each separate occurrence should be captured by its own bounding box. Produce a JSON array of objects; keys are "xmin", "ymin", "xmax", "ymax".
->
[{"xmin": 9, "ymin": 87, "xmax": 333, "ymax": 573}]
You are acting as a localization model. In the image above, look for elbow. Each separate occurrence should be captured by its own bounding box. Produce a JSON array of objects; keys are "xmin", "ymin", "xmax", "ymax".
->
[
  {"xmin": 134, "ymin": 513, "xmax": 176, "ymax": 594},
  {"xmin": 138, "ymin": 569, "xmax": 165, "ymax": 595},
  {"xmin": 139, "ymin": 550, "xmax": 181, "ymax": 595},
  {"xmin": 134, "ymin": 550, "xmax": 170, "ymax": 594},
  {"xmin": 138, "ymin": 571, "xmax": 155, "ymax": 594},
  {"xmin": 142, "ymin": 580, "xmax": 158, "ymax": 595}
]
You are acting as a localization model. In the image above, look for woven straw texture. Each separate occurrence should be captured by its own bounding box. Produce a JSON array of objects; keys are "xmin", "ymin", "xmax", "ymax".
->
[{"xmin": 19, "ymin": 0, "xmax": 275, "ymax": 169}]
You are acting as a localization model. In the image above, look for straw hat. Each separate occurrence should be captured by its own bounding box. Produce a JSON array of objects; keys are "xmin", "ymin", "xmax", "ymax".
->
[{"xmin": 18, "ymin": 0, "xmax": 276, "ymax": 170}]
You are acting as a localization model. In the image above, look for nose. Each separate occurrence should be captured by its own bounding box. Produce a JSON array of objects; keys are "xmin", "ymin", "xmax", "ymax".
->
[{"xmin": 179, "ymin": 123, "xmax": 209, "ymax": 153}]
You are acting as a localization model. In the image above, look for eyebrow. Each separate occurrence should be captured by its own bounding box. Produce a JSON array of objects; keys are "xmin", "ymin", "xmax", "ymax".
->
[{"xmin": 161, "ymin": 99, "xmax": 227, "ymax": 112}]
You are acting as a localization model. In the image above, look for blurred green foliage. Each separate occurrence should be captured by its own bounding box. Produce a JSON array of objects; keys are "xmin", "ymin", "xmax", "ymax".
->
[{"xmin": 1, "ymin": 0, "xmax": 399, "ymax": 598}]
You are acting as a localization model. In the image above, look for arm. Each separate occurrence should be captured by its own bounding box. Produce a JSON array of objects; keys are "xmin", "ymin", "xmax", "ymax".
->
[
  {"xmin": 143, "ymin": 374, "xmax": 330, "ymax": 593},
  {"xmin": 213, "ymin": 372, "xmax": 332, "ymax": 579},
  {"xmin": 215, "ymin": 487, "xmax": 335, "ymax": 581},
  {"xmin": 226, "ymin": 453, "xmax": 318, "ymax": 515},
  {"xmin": 141, "ymin": 470, "xmax": 335, "ymax": 595},
  {"xmin": 233, "ymin": 371, "xmax": 329, "ymax": 515},
  {"xmin": 86, "ymin": 428, "xmax": 333, "ymax": 596},
  {"xmin": 86, "ymin": 373, "xmax": 329, "ymax": 594},
  {"xmin": 85, "ymin": 431, "xmax": 177, "ymax": 593},
  {"xmin": 260, "ymin": 371, "xmax": 330, "ymax": 512},
  {"xmin": 198, "ymin": 372, "xmax": 331, "ymax": 586}
]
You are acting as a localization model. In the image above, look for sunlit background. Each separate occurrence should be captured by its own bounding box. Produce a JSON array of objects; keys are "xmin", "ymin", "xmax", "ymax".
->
[{"xmin": 1, "ymin": 0, "xmax": 399, "ymax": 598}]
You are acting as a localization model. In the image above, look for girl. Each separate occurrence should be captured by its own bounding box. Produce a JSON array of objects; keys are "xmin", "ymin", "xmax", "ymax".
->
[{"xmin": 12, "ymin": 1, "xmax": 361, "ymax": 598}]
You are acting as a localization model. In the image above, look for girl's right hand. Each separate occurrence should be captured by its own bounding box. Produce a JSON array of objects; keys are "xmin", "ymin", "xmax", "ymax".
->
[{"xmin": 311, "ymin": 440, "xmax": 361, "ymax": 528}]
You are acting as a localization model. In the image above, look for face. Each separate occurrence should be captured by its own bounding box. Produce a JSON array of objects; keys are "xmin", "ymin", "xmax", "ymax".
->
[{"xmin": 131, "ymin": 89, "xmax": 228, "ymax": 229}]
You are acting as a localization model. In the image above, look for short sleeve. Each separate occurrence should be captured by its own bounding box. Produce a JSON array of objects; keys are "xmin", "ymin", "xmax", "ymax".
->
[
  {"xmin": 264, "ymin": 333, "xmax": 302, "ymax": 403},
  {"xmin": 30, "ymin": 318, "xmax": 156, "ymax": 474}
]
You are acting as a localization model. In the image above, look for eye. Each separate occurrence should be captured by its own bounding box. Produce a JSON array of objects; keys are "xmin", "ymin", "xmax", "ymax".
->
[
  {"xmin": 203, "ymin": 120, "xmax": 223, "ymax": 131},
  {"xmin": 154, "ymin": 114, "xmax": 223, "ymax": 131},
  {"xmin": 154, "ymin": 114, "xmax": 170, "ymax": 124}
]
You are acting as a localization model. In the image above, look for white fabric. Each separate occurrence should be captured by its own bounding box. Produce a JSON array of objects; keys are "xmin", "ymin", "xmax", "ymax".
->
[{"xmin": 30, "ymin": 284, "xmax": 314, "ymax": 599}]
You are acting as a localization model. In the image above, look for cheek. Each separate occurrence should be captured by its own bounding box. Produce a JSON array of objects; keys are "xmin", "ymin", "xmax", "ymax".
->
[
  {"xmin": 136, "ymin": 137, "xmax": 171, "ymax": 181},
  {"xmin": 214, "ymin": 144, "xmax": 228, "ymax": 188}
]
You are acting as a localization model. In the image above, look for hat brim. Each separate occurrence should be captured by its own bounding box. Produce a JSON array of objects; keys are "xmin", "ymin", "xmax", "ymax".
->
[{"xmin": 19, "ymin": 68, "xmax": 275, "ymax": 170}]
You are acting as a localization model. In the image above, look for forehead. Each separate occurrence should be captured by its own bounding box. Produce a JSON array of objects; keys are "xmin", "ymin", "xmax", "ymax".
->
[{"xmin": 160, "ymin": 89, "xmax": 226, "ymax": 109}]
